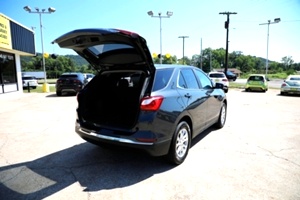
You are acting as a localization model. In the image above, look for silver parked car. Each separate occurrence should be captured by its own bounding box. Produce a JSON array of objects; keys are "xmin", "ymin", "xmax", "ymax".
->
[{"xmin": 280, "ymin": 75, "xmax": 300, "ymax": 95}]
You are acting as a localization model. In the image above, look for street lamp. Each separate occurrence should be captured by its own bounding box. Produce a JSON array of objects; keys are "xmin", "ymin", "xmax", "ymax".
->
[
  {"xmin": 24, "ymin": 5, "xmax": 56, "ymax": 92},
  {"xmin": 259, "ymin": 18, "xmax": 281, "ymax": 75},
  {"xmin": 147, "ymin": 11, "xmax": 173, "ymax": 64},
  {"xmin": 178, "ymin": 36, "xmax": 189, "ymax": 64}
]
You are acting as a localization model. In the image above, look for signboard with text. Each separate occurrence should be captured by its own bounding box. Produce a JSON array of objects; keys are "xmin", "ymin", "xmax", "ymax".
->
[{"xmin": 0, "ymin": 14, "xmax": 12, "ymax": 50}]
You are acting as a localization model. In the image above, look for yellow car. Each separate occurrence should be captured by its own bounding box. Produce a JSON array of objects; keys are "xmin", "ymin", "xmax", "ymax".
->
[{"xmin": 245, "ymin": 74, "xmax": 268, "ymax": 92}]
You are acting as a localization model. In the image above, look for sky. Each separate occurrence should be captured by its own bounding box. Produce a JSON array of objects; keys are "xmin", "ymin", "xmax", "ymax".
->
[{"xmin": 1, "ymin": 0, "xmax": 300, "ymax": 63}]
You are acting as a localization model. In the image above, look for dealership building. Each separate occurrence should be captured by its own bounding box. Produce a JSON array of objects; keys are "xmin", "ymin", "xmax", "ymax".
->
[{"xmin": 0, "ymin": 13, "xmax": 35, "ymax": 95}]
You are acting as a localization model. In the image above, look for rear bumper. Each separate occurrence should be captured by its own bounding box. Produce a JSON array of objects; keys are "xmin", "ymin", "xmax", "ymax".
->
[
  {"xmin": 57, "ymin": 85, "xmax": 82, "ymax": 93},
  {"xmin": 245, "ymin": 84, "xmax": 267, "ymax": 91},
  {"xmin": 281, "ymin": 88, "xmax": 300, "ymax": 94},
  {"xmin": 75, "ymin": 122, "xmax": 171, "ymax": 157}
]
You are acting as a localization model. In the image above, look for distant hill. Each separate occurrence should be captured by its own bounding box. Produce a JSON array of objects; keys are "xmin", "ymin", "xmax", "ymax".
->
[
  {"xmin": 21, "ymin": 53, "xmax": 89, "ymax": 66},
  {"xmin": 65, "ymin": 54, "xmax": 89, "ymax": 66}
]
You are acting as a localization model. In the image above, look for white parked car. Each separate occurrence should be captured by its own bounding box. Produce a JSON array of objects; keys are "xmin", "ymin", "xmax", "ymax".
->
[
  {"xmin": 208, "ymin": 72, "xmax": 229, "ymax": 93},
  {"xmin": 83, "ymin": 73, "xmax": 95, "ymax": 82},
  {"xmin": 22, "ymin": 76, "xmax": 39, "ymax": 89},
  {"xmin": 280, "ymin": 75, "xmax": 300, "ymax": 95}
]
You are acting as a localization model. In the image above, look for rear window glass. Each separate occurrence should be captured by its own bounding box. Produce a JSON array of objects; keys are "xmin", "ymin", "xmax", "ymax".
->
[
  {"xmin": 88, "ymin": 43, "xmax": 133, "ymax": 56},
  {"xmin": 248, "ymin": 76, "xmax": 264, "ymax": 81},
  {"xmin": 22, "ymin": 76, "xmax": 36, "ymax": 80},
  {"xmin": 290, "ymin": 77, "xmax": 300, "ymax": 81},
  {"xmin": 152, "ymin": 68, "xmax": 173, "ymax": 91},
  {"xmin": 209, "ymin": 73, "xmax": 225, "ymax": 78},
  {"xmin": 60, "ymin": 75, "xmax": 78, "ymax": 78}
]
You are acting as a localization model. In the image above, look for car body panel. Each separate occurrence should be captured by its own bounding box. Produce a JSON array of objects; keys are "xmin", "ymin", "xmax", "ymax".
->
[
  {"xmin": 54, "ymin": 28, "xmax": 227, "ymax": 162},
  {"xmin": 74, "ymin": 64, "xmax": 226, "ymax": 157},
  {"xmin": 56, "ymin": 72, "xmax": 87, "ymax": 95},
  {"xmin": 22, "ymin": 76, "xmax": 38, "ymax": 88},
  {"xmin": 281, "ymin": 75, "xmax": 300, "ymax": 95},
  {"xmin": 245, "ymin": 74, "xmax": 268, "ymax": 92},
  {"xmin": 208, "ymin": 72, "xmax": 229, "ymax": 93},
  {"xmin": 225, "ymin": 71, "xmax": 237, "ymax": 81}
]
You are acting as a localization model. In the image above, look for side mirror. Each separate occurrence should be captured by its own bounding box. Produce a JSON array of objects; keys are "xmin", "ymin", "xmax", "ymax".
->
[{"xmin": 215, "ymin": 83, "xmax": 224, "ymax": 90}]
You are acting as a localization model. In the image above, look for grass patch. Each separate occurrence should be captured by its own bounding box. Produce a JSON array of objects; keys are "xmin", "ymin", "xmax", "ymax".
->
[
  {"xmin": 23, "ymin": 86, "xmax": 56, "ymax": 93},
  {"xmin": 229, "ymin": 82, "xmax": 245, "ymax": 89},
  {"xmin": 38, "ymin": 79, "xmax": 57, "ymax": 84}
]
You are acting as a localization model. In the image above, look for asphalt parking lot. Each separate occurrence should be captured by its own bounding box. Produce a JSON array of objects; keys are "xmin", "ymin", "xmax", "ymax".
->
[{"xmin": 0, "ymin": 89, "xmax": 299, "ymax": 200}]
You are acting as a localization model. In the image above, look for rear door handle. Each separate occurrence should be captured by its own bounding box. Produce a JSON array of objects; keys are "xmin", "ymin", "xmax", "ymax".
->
[{"xmin": 184, "ymin": 93, "xmax": 191, "ymax": 98}]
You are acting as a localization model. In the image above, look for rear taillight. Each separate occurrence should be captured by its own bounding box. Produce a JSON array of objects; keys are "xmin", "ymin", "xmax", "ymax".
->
[
  {"xmin": 281, "ymin": 83, "xmax": 287, "ymax": 87},
  {"xmin": 222, "ymin": 79, "xmax": 228, "ymax": 82},
  {"xmin": 57, "ymin": 80, "xmax": 62, "ymax": 83},
  {"xmin": 140, "ymin": 96, "xmax": 164, "ymax": 111}
]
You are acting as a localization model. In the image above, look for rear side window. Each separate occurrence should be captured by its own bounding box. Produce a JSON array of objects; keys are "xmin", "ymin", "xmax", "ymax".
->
[
  {"xmin": 194, "ymin": 70, "xmax": 213, "ymax": 89},
  {"xmin": 209, "ymin": 73, "xmax": 225, "ymax": 78},
  {"xmin": 178, "ymin": 69, "xmax": 200, "ymax": 89},
  {"xmin": 152, "ymin": 68, "xmax": 173, "ymax": 91}
]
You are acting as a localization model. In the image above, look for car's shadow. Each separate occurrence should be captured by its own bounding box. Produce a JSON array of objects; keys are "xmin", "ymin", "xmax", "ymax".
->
[
  {"xmin": 0, "ymin": 128, "xmax": 214, "ymax": 199},
  {"xmin": 276, "ymin": 93, "xmax": 300, "ymax": 97},
  {"xmin": 46, "ymin": 93, "xmax": 77, "ymax": 98},
  {"xmin": 241, "ymin": 90, "xmax": 266, "ymax": 93},
  {"xmin": 0, "ymin": 142, "xmax": 174, "ymax": 199},
  {"xmin": 191, "ymin": 126, "xmax": 215, "ymax": 148}
]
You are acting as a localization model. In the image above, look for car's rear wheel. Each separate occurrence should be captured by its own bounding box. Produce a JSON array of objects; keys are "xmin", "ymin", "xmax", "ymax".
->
[
  {"xmin": 167, "ymin": 121, "xmax": 191, "ymax": 165},
  {"xmin": 215, "ymin": 102, "xmax": 227, "ymax": 129}
]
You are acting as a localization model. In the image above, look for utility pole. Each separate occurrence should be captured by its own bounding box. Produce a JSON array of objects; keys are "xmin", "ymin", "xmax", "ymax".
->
[
  {"xmin": 178, "ymin": 36, "xmax": 189, "ymax": 64},
  {"xmin": 219, "ymin": 12, "xmax": 237, "ymax": 75},
  {"xmin": 200, "ymin": 38, "xmax": 203, "ymax": 70}
]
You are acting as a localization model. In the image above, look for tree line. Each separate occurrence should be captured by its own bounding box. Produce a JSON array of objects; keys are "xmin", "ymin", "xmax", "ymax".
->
[
  {"xmin": 154, "ymin": 48, "xmax": 300, "ymax": 75},
  {"xmin": 21, "ymin": 49, "xmax": 300, "ymax": 78}
]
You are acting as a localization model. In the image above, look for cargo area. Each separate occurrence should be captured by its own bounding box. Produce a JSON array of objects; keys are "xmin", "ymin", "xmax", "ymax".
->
[{"xmin": 78, "ymin": 71, "xmax": 147, "ymax": 129}]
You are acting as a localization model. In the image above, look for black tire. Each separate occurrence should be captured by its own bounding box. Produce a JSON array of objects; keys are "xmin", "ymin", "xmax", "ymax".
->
[
  {"xmin": 224, "ymin": 88, "xmax": 228, "ymax": 93},
  {"xmin": 56, "ymin": 91, "xmax": 62, "ymax": 96},
  {"xmin": 32, "ymin": 86, "xmax": 37, "ymax": 89},
  {"xmin": 215, "ymin": 102, "xmax": 227, "ymax": 129},
  {"xmin": 280, "ymin": 92, "xmax": 286, "ymax": 96},
  {"xmin": 167, "ymin": 121, "xmax": 191, "ymax": 165}
]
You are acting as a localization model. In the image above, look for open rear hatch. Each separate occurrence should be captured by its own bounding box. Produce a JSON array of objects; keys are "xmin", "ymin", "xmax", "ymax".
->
[
  {"xmin": 52, "ymin": 28, "xmax": 155, "ymax": 74},
  {"xmin": 52, "ymin": 28, "xmax": 155, "ymax": 130}
]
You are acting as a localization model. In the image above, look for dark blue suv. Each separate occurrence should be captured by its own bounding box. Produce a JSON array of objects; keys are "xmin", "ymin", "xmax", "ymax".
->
[
  {"xmin": 53, "ymin": 28, "xmax": 227, "ymax": 164},
  {"xmin": 55, "ymin": 72, "xmax": 87, "ymax": 96}
]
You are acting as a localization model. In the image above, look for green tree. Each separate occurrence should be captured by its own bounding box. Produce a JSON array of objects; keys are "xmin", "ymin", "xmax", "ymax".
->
[{"xmin": 281, "ymin": 56, "xmax": 294, "ymax": 70}]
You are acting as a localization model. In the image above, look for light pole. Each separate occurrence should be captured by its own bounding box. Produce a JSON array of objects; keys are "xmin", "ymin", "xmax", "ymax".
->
[
  {"xmin": 24, "ymin": 6, "xmax": 55, "ymax": 92},
  {"xmin": 259, "ymin": 18, "xmax": 281, "ymax": 75},
  {"xmin": 178, "ymin": 36, "xmax": 189, "ymax": 65},
  {"xmin": 147, "ymin": 11, "xmax": 173, "ymax": 64}
]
